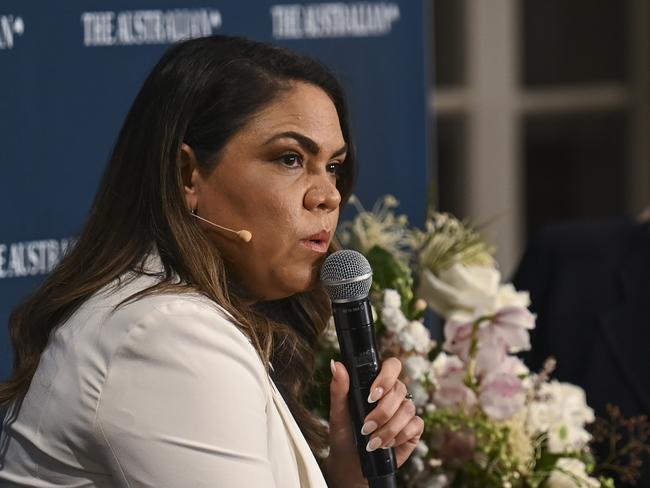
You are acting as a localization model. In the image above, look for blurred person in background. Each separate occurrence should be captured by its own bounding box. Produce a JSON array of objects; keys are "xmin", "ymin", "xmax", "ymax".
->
[{"xmin": 513, "ymin": 207, "xmax": 650, "ymax": 486}]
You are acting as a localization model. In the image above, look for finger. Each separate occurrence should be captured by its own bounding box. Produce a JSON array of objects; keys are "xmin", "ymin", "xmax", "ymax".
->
[
  {"xmin": 367, "ymin": 357, "xmax": 402, "ymax": 403},
  {"xmin": 328, "ymin": 361, "xmax": 352, "ymax": 437},
  {"xmin": 391, "ymin": 414, "xmax": 425, "ymax": 447},
  {"xmin": 362, "ymin": 380, "xmax": 408, "ymax": 431},
  {"xmin": 394, "ymin": 437, "xmax": 420, "ymax": 468},
  {"xmin": 364, "ymin": 398, "xmax": 417, "ymax": 450},
  {"xmin": 393, "ymin": 417, "xmax": 425, "ymax": 468}
]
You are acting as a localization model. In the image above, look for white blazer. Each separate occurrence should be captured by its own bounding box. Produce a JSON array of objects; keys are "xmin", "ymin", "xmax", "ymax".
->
[{"xmin": 0, "ymin": 255, "xmax": 329, "ymax": 487}]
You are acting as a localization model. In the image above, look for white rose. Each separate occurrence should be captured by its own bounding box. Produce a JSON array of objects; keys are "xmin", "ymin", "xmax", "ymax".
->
[
  {"xmin": 546, "ymin": 458, "xmax": 599, "ymax": 488},
  {"xmin": 418, "ymin": 265, "xmax": 530, "ymax": 319},
  {"xmin": 496, "ymin": 283, "xmax": 531, "ymax": 310}
]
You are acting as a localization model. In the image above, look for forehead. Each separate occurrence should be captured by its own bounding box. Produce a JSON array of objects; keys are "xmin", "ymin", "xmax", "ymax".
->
[{"xmin": 243, "ymin": 82, "xmax": 345, "ymax": 145}]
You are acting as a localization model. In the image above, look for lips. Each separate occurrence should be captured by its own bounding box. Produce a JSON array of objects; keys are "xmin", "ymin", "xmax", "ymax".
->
[{"xmin": 300, "ymin": 230, "xmax": 331, "ymax": 254}]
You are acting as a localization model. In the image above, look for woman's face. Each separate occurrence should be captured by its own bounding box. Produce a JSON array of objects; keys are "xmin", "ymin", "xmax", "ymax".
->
[{"xmin": 183, "ymin": 82, "xmax": 347, "ymax": 302}]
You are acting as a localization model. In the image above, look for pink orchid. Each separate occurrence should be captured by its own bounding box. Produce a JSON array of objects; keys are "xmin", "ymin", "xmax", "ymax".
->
[
  {"xmin": 433, "ymin": 355, "xmax": 477, "ymax": 408},
  {"xmin": 478, "ymin": 306, "xmax": 535, "ymax": 354},
  {"xmin": 479, "ymin": 372, "xmax": 526, "ymax": 420},
  {"xmin": 442, "ymin": 316, "xmax": 474, "ymax": 360}
]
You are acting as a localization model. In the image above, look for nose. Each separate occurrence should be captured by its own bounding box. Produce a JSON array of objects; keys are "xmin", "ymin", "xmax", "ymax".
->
[{"xmin": 303, "ymin": 177, "xmax": 341, "ymax": 212}]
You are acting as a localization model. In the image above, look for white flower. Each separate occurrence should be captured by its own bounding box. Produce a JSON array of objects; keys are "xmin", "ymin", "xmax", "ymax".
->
[
  {"xmin": 409, "ymin": 381, "xmax": 431, "ymax": 408},
  {"xmin": 546, "ymin": 458, "xmax": 599, "ymax": 488},
  {"xmin": 496, "ymin": 283, "xmax": 531, "ymax": 311},
  {"xmin": 383, "ymin": 289, "xmax": 402, "ymax": 309},
  {"xmin": 418, "ymin": 264, "xmax": 530, "ymax": 319},
  {"xmin": 414, "ymin": 440, "xmax": 429, "ymax": 457},
  {"xmin": 430, "ymin": 352, "xmax": 457, "ymax": 388},
  {"xmin": 526, "ymin": 381, "xmax": 595, "ymax": 453},
  {"xmin": 404, "ymin": 355, "xmax": 431, "ymax": 382},
  {"xmin": 381, "ymin": 306, "xmax": 408, "ymax": 333},
  {"xmin": 397, "ymin": 320, "xmax": 434, "ymax": 354},
  {"xmin": 337, "ymin": 195, "xmax": 415, "ymax": 259}
]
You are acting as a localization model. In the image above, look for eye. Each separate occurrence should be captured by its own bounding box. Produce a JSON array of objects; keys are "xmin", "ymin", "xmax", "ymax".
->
[
  {"xmin": 277, "ymin": 153, "xmax": 303, "ymax": 168},
  {"xmin": 327, "ymin": 161, "xmax": 344, "ymax": 178}
]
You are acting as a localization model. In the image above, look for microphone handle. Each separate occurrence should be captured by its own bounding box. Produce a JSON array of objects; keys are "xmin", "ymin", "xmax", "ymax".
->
[{"xmin": 332, "ymin": 297, "xmax": 398, "ymax": 487}]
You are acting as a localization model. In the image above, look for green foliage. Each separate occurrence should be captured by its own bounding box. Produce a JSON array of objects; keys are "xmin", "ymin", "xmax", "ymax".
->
[{"xmin": 423, "ymin": 408, "xmax": 525, "ymax": 487}]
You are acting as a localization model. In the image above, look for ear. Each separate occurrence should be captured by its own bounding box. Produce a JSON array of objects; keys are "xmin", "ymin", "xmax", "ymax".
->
[{"xmin": 179, "ymin": 143, "xmax": 200, "ymax": 211}]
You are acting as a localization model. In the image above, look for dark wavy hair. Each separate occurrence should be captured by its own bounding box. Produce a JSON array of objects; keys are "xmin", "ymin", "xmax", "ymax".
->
[{"xmin": 0, "ymin": 35, "xmax": 356, "ymax": 459}]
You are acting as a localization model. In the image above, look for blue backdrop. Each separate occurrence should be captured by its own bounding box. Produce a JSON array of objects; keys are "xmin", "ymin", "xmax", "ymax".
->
[{"xmin": 0, "ymin": 1, "xmax": 432, "ymax": 379}]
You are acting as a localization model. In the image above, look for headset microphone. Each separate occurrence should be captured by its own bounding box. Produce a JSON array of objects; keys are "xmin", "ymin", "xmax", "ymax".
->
[{"xmin": 191, "ymin": 211, "xmax": 253, "ymax": 242}]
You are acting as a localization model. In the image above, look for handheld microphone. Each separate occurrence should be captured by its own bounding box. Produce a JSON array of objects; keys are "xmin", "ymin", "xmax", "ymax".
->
[
  {"xmin": 191, "ymin": 211, "xmax": 252, "ymax": 242},
  {"xmin": 320, "ymin": 250, "xmax": 398, "ymax": 488}
]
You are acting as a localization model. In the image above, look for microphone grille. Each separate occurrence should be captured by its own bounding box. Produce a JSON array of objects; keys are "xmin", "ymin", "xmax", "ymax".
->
[{"xmin": 320, "ymin": 250, "xmax": 373, "ymax": 302}]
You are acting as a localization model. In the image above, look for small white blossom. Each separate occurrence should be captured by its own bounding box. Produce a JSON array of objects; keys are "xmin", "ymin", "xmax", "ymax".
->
[
  {"xmin": 398, "ymin": 320, "xmax": 434, "ymax": 354},
  {"xmin": 410, "ymin": 381, "xmax": 431, "ymax": 408},
  {"xmin": 381, "ymin": 306, "xmax": 408, "ymax": 333},
  {"xmin": 526, "ymin": 381, "xmax": 595, "ymax": 453},
  {"xmin": 414, "ymin": 440, "xmax": 429, "ymax": 457},
  {"xmin": 383, "ymin": 289, "xmax": 402, "ymax": 309},
  {"xmin": 405, "ymin": 355, "xmax": 432, "ymax": 382}
]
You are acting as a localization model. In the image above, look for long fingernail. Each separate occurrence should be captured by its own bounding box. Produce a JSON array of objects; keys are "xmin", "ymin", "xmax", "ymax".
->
[
  {"xmin": 367, "ymin": 387, "xmax": 384, "ymax": 403},
  {"xmin": 361, "ymin": 420, "xmax": 377, "ymax": 435},
  {"xmin": 382, "ymin": 439, "xmax": 396, "ymax": 449},
  {"xmin": 330, "ymin": 359, "xmax": 336, "ymax": 376},
  {"xmin": 366, "ymin": 437, "xmax": 382, "ymax": 452}
]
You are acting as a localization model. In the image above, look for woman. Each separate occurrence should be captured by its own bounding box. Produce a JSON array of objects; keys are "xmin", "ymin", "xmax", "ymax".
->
[{"xmin": 0, "ymin": 35, "xmax": 423, "ymax": 487}]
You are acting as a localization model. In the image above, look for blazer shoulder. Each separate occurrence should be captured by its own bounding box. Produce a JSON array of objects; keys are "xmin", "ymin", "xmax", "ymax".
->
[{"xmin": 95, "ymin": 291, "xmax": 270, "ymax": 394}]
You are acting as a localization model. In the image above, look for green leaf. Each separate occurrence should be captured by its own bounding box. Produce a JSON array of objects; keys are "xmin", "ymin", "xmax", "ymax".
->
[{"xmin": 366, "ymin": 245, "xmax": 414, "ymax": 313}]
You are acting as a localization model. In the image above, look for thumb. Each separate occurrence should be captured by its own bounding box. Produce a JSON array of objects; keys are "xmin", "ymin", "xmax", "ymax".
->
[{"xmin": 329, "ymin": 360, "xmax": 353, "ymax": 437}]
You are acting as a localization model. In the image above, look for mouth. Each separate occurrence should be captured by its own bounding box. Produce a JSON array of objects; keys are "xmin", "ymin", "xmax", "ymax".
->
[{"xmin": 299, "ymin": 230, "xmax": 331, "ymax": 254}]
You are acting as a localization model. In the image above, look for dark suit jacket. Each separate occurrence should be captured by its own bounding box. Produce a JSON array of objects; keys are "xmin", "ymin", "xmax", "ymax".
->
[{"xmin": 513, "ymin": 218, "xmax": 650, "ymax": 486}]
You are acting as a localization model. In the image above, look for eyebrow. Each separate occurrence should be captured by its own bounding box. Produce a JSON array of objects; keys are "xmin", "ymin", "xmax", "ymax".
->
[{"xmin": 263, "ymin": 131, "xmax": 348, "ymax": 158}]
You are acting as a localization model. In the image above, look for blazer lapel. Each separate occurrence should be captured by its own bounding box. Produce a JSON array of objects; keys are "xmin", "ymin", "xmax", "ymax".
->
[{"xmin": 268, "ymin": 375, "xmax": 328, "ymax": 488}]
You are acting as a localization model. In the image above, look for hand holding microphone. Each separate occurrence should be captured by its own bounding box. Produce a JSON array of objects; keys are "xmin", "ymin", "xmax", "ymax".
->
[{"xmin": 321, "ymin": 250, "xmax": 424, "ymax": 488}]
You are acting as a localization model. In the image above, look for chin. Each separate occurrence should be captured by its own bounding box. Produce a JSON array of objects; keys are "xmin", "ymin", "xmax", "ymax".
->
[{"xmin": 274, "ymin": 269, "xmax": 319, "ymax": 299}]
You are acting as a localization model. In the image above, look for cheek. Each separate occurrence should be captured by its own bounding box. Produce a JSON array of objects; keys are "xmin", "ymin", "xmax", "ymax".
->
[{"xmin": 232, "ymin": 196, "xmax": 311, "ymax": 297}]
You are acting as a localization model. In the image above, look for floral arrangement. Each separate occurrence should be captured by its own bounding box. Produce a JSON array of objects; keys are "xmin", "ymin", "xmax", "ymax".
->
[{"xmin": 310, "ymin": 195, "xmax": 649, "ymax": 487}]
